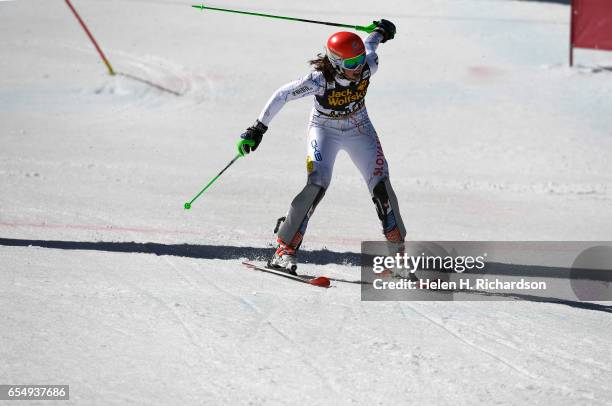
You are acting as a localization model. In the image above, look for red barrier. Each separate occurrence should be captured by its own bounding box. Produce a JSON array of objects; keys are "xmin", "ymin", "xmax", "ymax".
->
[{"xmin": 570, "ymin": 0, "xmax": 612, "ymax": 66}]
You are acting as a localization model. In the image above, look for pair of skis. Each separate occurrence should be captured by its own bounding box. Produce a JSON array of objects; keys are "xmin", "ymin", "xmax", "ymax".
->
[
  {"xmin": 243, "ymin": 262, "xmax": 426, "ymax": 289},
  {"xmin": 242, "ymin": 261, "xmax": 331, "ymax": 288}
]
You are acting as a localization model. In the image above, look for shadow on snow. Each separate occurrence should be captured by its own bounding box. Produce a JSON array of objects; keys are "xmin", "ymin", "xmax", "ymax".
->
[{"xmin": 1, "ymin": 237, "xmax": 610, "ymax": 314}]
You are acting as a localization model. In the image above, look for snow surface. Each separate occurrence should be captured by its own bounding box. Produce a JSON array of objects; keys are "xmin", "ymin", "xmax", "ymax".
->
[{"xmin": 1, "ymin": 0, "xmax": 611, "ymax": 404}]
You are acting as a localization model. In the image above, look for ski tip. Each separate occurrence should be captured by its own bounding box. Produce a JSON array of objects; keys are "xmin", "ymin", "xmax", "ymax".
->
[{"xmin": 310, "ymin": 276, "xmax": 331, "ymax": 288}]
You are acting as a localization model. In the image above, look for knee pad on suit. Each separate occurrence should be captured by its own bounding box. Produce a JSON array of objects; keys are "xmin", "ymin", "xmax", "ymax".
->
[{"xmin": 372, "ymin": 179, "xmax": 406, "ymax": 242}]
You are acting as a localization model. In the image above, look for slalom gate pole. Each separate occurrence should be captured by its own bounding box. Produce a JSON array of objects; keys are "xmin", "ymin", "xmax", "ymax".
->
[
  {"xmin": 192, "ymin": 4, "xmax": 379, "ymax": 34},
  {"xmin": 184, "ymin": 154, "xmax": 243, "ymax": 210},
  {"xmin": 64, "ymin": 0, "xmax": 116, "ymax": 75}
]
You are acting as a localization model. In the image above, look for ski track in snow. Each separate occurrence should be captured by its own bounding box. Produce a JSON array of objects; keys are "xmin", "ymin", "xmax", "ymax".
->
[
  {"xmin": 402, "ymin": 303, "xmax": 537, "ymax": 379},
  {"xmin": 65, "ymin": 45, "xmax": 215, "ymax": 103},
  {"xmin": 109, "ymin": 260, "xmax": 202, "ymax": 352},
  {"xmin": 400, "ymin": 302, "xmax": 609, "ymax": 403},
  {"xmin": 181, "ymin": 257, "xmax": 346, "ymax": 397}
]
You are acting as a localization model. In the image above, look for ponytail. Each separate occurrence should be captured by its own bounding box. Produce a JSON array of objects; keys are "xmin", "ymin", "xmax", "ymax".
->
[{"xmin": 308, "ymin": 53, "xmax": 335, "ymax": 82}]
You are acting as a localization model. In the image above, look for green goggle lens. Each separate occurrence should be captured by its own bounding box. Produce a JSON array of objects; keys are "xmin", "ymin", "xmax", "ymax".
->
[{"xmin": 342, "ymin": 53, "xmax": 366, "ymax": 70}]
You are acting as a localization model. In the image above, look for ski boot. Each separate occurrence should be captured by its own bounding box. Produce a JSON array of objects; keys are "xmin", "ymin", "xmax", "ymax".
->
[{"xmin": 268, "ymin": 237, "xmax": 298, "ymax": 275}]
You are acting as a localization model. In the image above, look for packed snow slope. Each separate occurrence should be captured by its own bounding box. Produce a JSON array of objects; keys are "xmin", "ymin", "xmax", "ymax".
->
[{"xmin": 1, "ymin": 0, "xmax": 611, "ymax": 404}]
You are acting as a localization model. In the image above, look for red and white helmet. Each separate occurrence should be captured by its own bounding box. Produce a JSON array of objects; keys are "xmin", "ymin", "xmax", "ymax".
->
[{"xmin": 326, "ymin": 32, "xmax": 366, "ymax": 76}]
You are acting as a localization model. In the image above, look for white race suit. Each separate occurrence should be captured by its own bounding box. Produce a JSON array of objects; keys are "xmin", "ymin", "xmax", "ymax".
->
[{"xmin": 257, "ymin": 32, "xmax": 406, "ymax": 245}]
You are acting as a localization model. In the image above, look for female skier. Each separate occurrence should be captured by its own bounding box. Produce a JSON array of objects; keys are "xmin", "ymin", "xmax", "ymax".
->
[{"xmin": 237, "ymin": 19, "xmax": 405, "ymax": 274}]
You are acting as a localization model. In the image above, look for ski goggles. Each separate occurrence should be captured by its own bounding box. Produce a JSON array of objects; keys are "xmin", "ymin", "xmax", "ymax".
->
[{"xmin": 341, "ymin": 53, "xmax": 366, "ymax": 70}]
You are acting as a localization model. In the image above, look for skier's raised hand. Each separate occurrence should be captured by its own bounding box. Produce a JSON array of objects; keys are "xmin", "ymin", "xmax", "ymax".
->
[
  {"xmin": 237, "ymin": 120, "xmax": 268, "ymax": 156},
  {"xmin": 374, "ymin": 19, "xmax": 396, "ymax": 43}
]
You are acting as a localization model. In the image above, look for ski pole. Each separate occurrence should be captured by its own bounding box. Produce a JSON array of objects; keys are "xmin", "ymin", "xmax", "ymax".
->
[
  {"xmin": 184, "ymin": 154, "xmax": 242, "ymax": 210},
  {"xmin": 192, "ymin": 4, "xmax": 379, "ymax": 34}
]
